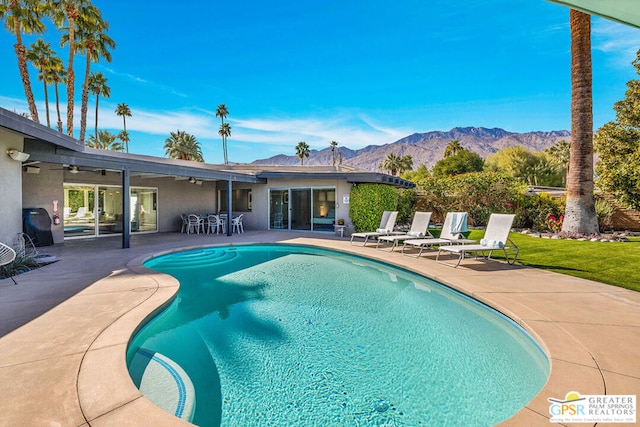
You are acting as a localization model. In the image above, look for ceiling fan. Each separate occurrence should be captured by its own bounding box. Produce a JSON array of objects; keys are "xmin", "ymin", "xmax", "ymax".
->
[{"xmin": 50, "ymin": 165, "xmax": 99, "ymax": 174}]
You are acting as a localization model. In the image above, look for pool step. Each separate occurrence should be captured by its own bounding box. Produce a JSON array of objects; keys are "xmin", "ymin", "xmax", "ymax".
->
[{"xmin": 129, "ymin": 348, "xmax": 196, "ymax": 422}]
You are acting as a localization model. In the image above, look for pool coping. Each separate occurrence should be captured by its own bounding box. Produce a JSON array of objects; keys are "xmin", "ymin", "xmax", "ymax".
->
[{"xmin": 1, "ymin": 233, "xmax": 638, "ymax": 426}]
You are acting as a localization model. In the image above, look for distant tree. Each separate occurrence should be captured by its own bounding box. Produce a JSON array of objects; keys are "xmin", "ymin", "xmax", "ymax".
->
[
  {"xmin": 545, "ymin": 140, "xmax": 571, "ymax": 185},
  {"xmin": 380, "ymin": 153, "xmax": 400, "ymax": 176},
  {"xmin": 485, "ymin": 146, "xmax": 563, "ymax": 186},
  {"xmin": 117, "ymin": 130, "xmax": 130, "ymax": 152},
  {"xmin": 164, "ymin": 130, "xmax": 204, "ymax": 161},
  {"xmin": 563, "ymin": 9, "xmax": 598, "ymax": 234},
  {"xmin": 2, "ymin": 0, "xmax": 45, "ymax": 122},
  {"xmin": 48, "ymin": 55, "xmax": 66, "ymax": 132},
  {"xmin": 75, "ymin": 10, "xmax": 115, "ymax": 141},
  {"xmin": 444, "ymin": 140, "xmax": 463, "ymax": 157},
  {"xmin": 215, "ymin": 104, "xmax": 229, "ymax": 164},
  {"xmin": 398, "ymin": 154, "xmax": 413, "ymax": 175},
  {"xmin": 218, "ymin": 122, "xmax": 232, "ymax": 164},
  {"xmin": 54, "ymin": 1, "xmax": 104, "ymax": 136},
  {"xmin": 115, "ymin": 103, "xmax": 132, "ymax": 152},
  {"xmin": 26, "ymin": 39, "xmax": 55, "ymax": 127},
  {"xmin": 594, "ymin": 49, "xmax": 640, "ymax": 210},
  {"xmin": 86, "ymin": 129, "xmax": 122, "ymax": 151},
  {"xmin": 330, "ymin": 140, "xmax": 339, "ymax": 167},
  {"xmin": 433, "ymin": 148, "xmax": 484, "ymax": 177},
  {"xmin": 402, "ymin": 164, "xmax": 430, "ymax": 182},
  {"xmin": 87, "ymin": 72, "xmax": 109, "ymax": 138},
  {"xmin": 296, "ymin": 141, "xmax": 310, "ymax": 165}
]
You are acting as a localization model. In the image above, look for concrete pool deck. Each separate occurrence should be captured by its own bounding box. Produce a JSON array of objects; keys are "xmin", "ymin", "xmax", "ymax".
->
[{"xmin": 0, "ymin": 231, "xmax": 638, "ymax": 426}]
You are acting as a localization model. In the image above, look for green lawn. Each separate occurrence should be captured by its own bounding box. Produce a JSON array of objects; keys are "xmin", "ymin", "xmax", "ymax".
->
[{"xmin": 463, "ymin": 230, "xmax": 640, "ymax": 292}]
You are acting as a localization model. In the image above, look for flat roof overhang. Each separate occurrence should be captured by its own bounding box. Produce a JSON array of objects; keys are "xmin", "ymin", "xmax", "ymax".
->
[
  {"xmin": 256, "ymin": 170, "xmax": 415, "ymax": 188},
  {"xmin": 1, "ymin": 107, "xmax": 262, "ymax": 184},
  {"xmin": 546, "ymin": 0, "xmax": 640, "ymax": 28}
]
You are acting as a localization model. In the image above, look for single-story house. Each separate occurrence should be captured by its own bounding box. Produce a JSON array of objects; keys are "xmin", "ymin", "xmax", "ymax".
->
[{"xmin": 1, "ymin": 107, "xmax": 413, "ymax": 248}]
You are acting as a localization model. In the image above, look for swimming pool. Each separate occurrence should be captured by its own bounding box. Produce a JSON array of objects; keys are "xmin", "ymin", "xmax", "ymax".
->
[{"xmin": 127, "ymin": 244, "xmax": 549, "ymax": 426}]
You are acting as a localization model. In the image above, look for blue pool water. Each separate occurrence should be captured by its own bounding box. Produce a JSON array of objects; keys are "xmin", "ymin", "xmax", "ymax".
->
[{"xmin": 127, "ymin": 244, "xmax": 549, "ymax": 426}]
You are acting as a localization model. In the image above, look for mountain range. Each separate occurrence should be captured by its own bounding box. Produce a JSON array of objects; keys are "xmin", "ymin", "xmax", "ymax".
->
[{"xmin": 251, "ymin": 127, "xmax": 571, "ymax": 172}]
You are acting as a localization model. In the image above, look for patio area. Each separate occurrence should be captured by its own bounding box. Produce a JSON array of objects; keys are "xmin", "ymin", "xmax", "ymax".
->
[{"xmin": 0, "ymin": 231, "xmax": 638, "ymax": 426}]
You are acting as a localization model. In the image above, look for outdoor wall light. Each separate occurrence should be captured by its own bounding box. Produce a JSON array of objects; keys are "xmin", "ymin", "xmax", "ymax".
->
[
  {"xmin": 6, "ymin": 149, "xmax": 30, "ymax": 162},
  {"xmin": 188, "ymin": 177, "xmax": 196, "ymax": 184}
]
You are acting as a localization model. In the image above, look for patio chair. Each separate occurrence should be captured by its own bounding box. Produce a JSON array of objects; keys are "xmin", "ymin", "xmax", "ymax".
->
[
  {"xmin": 376, "ymin": 211, "xmax": 433, "ymax": 251},
  {"xmin": 350, "ymin": 211, "xmax": 399, "ymax": 246},
  {"xmin": 231, "ymin": 214, "xmax": 244, "ymax": 234},
  {"xmin": 401, "ymin": 212, "xmax": 475, "ymax": 258},
  {"xmin": 207, "ymin": 215, "xmax": 223, "ymax": 235},
  {"xmin": 180, "ymin": 214, "xmax": 189, "ymax": 233},
  {"xmin": 436, "ymin": 213, "xmax": 518, "ymax": 267},
  {"xmin": 186, "ymin": 214, "xmax": 204, "ymax": 234},
  {"xmin": 0, "ymin": 242, "xmax": 17, "ymax": 285}
]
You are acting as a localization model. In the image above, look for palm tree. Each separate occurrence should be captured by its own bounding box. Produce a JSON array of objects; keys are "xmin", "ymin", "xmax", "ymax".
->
[
  {"xmin": 380, "ymin": 153, "xmax": 401, "ymax": 176},
  {"xmin": 87, "ymin": 72, "xmax": 109, "ymax": 138},
  {"xmin": 86, "ymin": 129, "xmax": 122, "ymax": 151},
  {"xmin": 295, "ymin": 141, "xmax": 310, "ymax": 165},
  {"xmin": 117, "ymin": 130, "xmax": 129, "ymax": 151},
  {"xmin": 218, "ymin": 122, "xmax": 232, "ymax": 163},
  {"xmin": 26, "ymin": 39, "xmax": 55, "ymax": 127},
  {"xmin": 398, "ymin": 154, "xmax": 414, "ymax": 176},
  {"xmin": 115, "ymin": 103, "xmax": 132, "ymax": 152},
  {"xmin": 215, "ymin": 104, "xmax": 229, "ymax": 164},
  {"xmin": 330, "ymin": 140, "xmax": 339, "ymax": 167},
  {"xmin": 545, "ymin": 139, "xmax": 571, "ymax": 185},
  {"xmin": 48, "ymin": 55, "xmax": 66, "ymax": 132},
  {"xmin": 562, "ymin": 9, "xmax": 599, "ymax": 234},
  {"xmin": 444, "ymin": 140, "xmax": 463, "ymax": 158},
  {"xmin": 1, "ymin": 0, "xmax": 45, "ymax": 123},
  {"xmin": 75, "ymin": 10, "xmax": 115, "ymax": 141},
  {"xmin": 164, "ymin": 130, "xmax": 204, "ymax": 162},
  {"xmin": 51, "ymin": 0, "xmax": 98, "ymax": 136}
]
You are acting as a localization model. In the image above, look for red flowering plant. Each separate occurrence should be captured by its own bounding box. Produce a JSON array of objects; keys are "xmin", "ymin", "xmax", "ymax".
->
[{"xmin": 545, "ymin": 213, "xmax": 564, "ymax": 233}]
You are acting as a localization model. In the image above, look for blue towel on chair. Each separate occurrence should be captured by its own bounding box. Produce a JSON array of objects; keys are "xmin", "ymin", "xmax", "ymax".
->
[{"xmin": 451, "ymin": 212, "xmax": 468, "ymax": 234}]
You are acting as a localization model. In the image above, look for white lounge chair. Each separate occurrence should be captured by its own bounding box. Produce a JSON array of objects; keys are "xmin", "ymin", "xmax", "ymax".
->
[
  {"xmin": 436, "ymin": 213, "xmax": 518, "ymax": 267},
  {"xmin": 0, "ymin": 242, "xmax": 17, "ymax": 285},
  {"xmin": 376, "ymin": 211, "xmax": 433, "ymax": 251},
  {"xmin": 401, "ymin": 212, "xmax": 475, "ymax": 258},
  {"xmin": 350, "ymin": 211, "xmax": 399, "ymax": 246}
]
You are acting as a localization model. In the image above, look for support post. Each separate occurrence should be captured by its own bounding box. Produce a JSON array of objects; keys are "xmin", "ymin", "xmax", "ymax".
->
[
  {"xmin": 122, "ymin": 169, "xmax": 130, "ymax": 248},
  {"xmin": 227, "ymin": 178, "xmax": 233, "ymax": 236}
]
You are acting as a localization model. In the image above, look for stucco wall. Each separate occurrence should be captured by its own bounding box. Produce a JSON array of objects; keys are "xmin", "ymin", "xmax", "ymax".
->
[
  {"xmin": 22, "ymin": 165, "xmax": 65, "ymax": 243},
  {"xmin": 0, "ymin": 130, "xmax": 25, "ymax": 245},
  {"xmin": 247, "ymin": 178, "xmax": 354, "ymax": 233}
]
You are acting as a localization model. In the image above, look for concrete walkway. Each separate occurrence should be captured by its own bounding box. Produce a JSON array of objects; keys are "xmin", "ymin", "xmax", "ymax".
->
[{"xmin": 0, "ymin": 231, "xmax": 638, "ymax": 426}]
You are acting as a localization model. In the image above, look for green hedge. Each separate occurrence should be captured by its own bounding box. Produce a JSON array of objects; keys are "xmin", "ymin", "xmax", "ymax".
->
[{"xmin": 349, "ymin": 184, "xmax": 399, "ymax": 232}]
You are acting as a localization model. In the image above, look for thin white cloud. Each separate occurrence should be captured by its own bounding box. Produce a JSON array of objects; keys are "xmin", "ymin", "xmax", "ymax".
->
[{"xmin": 592, "ymin": 19, "xmax": 640, "ymax": 66}]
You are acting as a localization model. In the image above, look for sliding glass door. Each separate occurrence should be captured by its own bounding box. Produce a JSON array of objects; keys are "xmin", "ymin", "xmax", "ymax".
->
[
  {"xmin": 291, "ymin": 189, "xmax": 311, "ymax": 231},
  {"xmin": 63, "ymin": 183, "xmax": 157, "ymax": 238},
  {"xmin": 269, "ymin": 187, "xmax": 336, "ymax": 231}
]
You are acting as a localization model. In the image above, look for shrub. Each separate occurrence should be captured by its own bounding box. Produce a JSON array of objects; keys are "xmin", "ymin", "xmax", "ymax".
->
[
  {"xmin": 397, "ymin": 188, "xmax": 417, "ymax": 225},
  {"xmin": 520, "ymin": 192, "xmax": 565, "ymax": 231},
  {"xmin": 415, "ymin": 172, "xmax": 527, "ymax": 226},
  {"xmin": 595, "ymin": 197, "xmax": 615, "ymax": 231},
  {"xmin": 349, "ymin": 184, "xmax": 399, "ymax": 232},
  {"xmin": 545, "ymin": 213, "xmax": 564, "ymax": 233}
]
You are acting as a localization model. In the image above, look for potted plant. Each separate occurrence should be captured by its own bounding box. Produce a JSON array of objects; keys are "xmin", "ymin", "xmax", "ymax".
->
[{"xmin": 336, "ymin": 219, "xmax": 345, "ymax": 225}]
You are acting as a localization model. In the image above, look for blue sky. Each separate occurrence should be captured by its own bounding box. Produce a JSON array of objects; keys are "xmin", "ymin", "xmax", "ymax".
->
[{"xmin": 2, "ymin": 0, "xmax": 640, "ymax": 164}]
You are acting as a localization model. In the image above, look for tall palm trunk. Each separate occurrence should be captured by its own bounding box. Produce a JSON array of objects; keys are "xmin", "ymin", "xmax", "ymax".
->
[
  {"xmin": 80, "ymin": 52, "xmax": 92, "ymax": 141},
  {"xmin": 42, "ymin": 75, "xmax": 50, "ymax": 127},
  {"xmin": 94, "ymin": 89, "xmax": 100, "ymax": 137},
  {"xmin": 54, "ymin": 81, "xmax": 63, "ymax": 132},
  {"xmin": 562, "ymin": 9, "xmax": 599, "ymax": 234},
  {"xmin": 13, "ymin": 25, "xmax": 39, "ymax": 122},
  {"xmin": 66, "ymin": 10, "xmax": 77, "ymax": 137}
]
